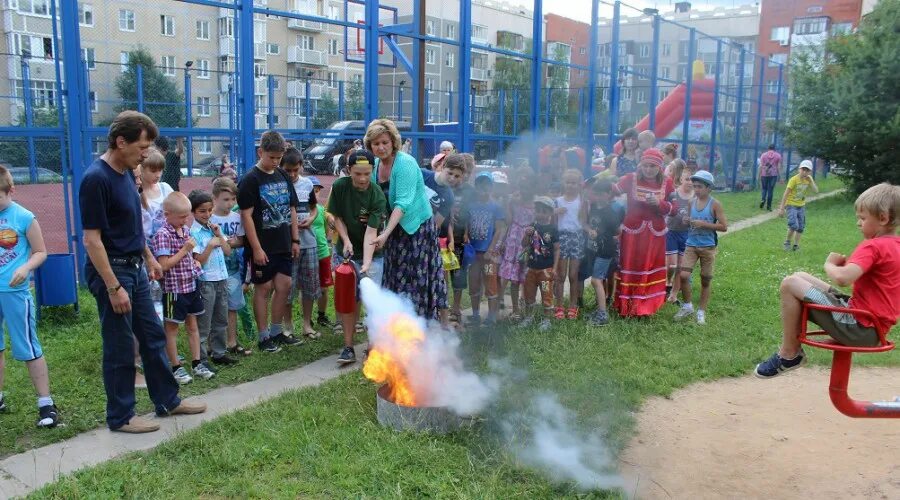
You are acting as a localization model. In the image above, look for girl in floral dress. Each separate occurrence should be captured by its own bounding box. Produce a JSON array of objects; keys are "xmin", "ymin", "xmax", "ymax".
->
[{"xmin": 498, "ymin": 167, "xmax": 536, "ymax": 321}]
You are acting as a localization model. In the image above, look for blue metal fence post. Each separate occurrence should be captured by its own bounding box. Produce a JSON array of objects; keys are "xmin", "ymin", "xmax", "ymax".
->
[
  {"xmin": 228, "ymin": 81, "xmax": 237, "ymax": 171},
  {"xmin": 184, "ymin": 66, "xmax": 194, "ymax": 176},
  {"xmin": 305, "ymin": 79, "xmax": 312, "ymax": 126},
  {"xmin": 751, "ymin": 55, "xmax": 766, "ymax": 189},
  {"xmin": 585, "ymin": 0, "xmax": 600, "ymax": 175},
  {"xmin": 50, "ymin": 0, "xmax": 73, "ymax": 254},
  {"xmin": 649, "ymin": 14, "xmax": 660, "ymax": 132},
  {"xmin": 21, "ymin": 58, "xmax": 37, "ymax": 184},
  {"xmin": 136, "ymin": 65, "xmax": 144, "ymax": 112},
  {"xmin": 364, "ymin": 0, "xmax": 380, "ymax": 124},
  {"xmin": 545, "ymin": 86, "xmax": 552, "ymax": 129},
  {"xmin": 530, "ymin": 0, "xmax": 543, "ymax": 137},
  {"xmin": 411, "ymin": 0, "xmax": 421, "ymax": 154},
  {"xmin": 680, "ymin": 28, "xmax": 696, "ymax": 161},
  {"xmin": 607, "ymin": 1, "xmax": 621, "ymax": 152},
  {"xmin": 709, "ymin": 39, "xmax": 722, "ymax": 178},
  {"xmin": 513, "ymin": 89, "xmax": 519, "ymax": 134},
  {"xmin": 268, "ymin": 75, "xmax": 276, "ymax": 129},
  {"xmin": 239, "ymin": 0, "xmax": 257, "ymax": 170},
  {"xmin": 731, "ymin": 47, "xmax": 747, "ymax": 190},
  {"xmin": 773, "ymin": 63, "xmax": 786, "ymax": 181},
  {"xmin": 398, "ymin": 85, "xmax": 403, "ymax": 121},
  {"xmin": 499, "ymin": 89, "xmax": 506, "ymax": 135},
  {"xmin": 60, "ymin": 0, "xmax": 88, "ymax": 274},
  {"xmin": 338, "ymin": 80, "xmax": 345, "ymax": 120}
]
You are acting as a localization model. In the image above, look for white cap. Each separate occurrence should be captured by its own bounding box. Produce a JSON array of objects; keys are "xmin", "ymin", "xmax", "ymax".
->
[
  {"xmin": 799, "ymin": 160, "xmax": 813, "ymax": 170},
  {"xmin": 440, "ymin": 141, "xmax": 454, "ymax": 151}
]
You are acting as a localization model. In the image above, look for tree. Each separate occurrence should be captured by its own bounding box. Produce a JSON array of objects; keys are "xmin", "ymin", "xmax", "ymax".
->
[
  {"xmin": 0, "ymin": 108, "xmax": 63, "ymax": 174},
  {"xmin": 114, "ymin": 48, "xmax": 186, "ymax": 128},
  {"xmin": 312, "ymin": 92, "xmax": 339, "ymax": 129},
  {"xmin": 345, "ymin": 81, "xmax": 364, "ymax": 121},
  {"xmin": 487, "ymin": 55, "xmax": 532, "ymax": 136},
  {"xmin": 783, "ymin": 0, "xmax": 900, "ymax": 194}
]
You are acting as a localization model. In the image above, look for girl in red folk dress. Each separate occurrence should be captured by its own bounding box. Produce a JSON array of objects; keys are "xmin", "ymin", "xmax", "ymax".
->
[{"xmin": 614, "ymin": 148, "xmax": 676, "ymax": 317}]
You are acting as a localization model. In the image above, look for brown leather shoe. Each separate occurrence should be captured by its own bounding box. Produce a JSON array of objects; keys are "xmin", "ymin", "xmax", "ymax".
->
[
  {"xmin": 167, "ymin": 399, "xmax": 207, "ymax": 416},
  {"xmin": 114, "ymin": 416, "xmax": 160, "ymax": 433}
]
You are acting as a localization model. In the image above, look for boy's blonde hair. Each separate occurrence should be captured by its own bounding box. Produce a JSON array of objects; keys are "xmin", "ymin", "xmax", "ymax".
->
[
  {"xmin": 562, "ymin": 168, "xmax": 583, "ymax": 182},
  {"xmin": 460, "ymin": 153, "xmax": 476, "ymax": 178},
  {"xmin": 212, "ymin": 176, "xmax": 238, "ymax": 198},
  {"xmin": 162, "ymin": 191, "xmax": 191, "ymax": 214},
  {"xmin": 0, "ymin": 165, "xmax": 14, "ymax": 194},
  {"xmin": 855, "ymin": 183, "xmax": 900, "ymax": 229},
  {"xmin": 142, "ymin": 148, "xmax": 166, "ymax": 172}
]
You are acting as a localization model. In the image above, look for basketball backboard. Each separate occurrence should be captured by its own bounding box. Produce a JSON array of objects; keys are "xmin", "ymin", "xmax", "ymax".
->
[{"xmin": 344, "ymin": 0, "xmax": 397, "ymax": 67}]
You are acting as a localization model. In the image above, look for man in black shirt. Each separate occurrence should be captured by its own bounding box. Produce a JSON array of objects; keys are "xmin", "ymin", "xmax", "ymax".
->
[
  {"xmin": 156, "ymin": 136, "xmax": 183, "ymax": 192},
  {"xmin": 81, "ymin": 111, "xmax": 205, "ymax": 433}
]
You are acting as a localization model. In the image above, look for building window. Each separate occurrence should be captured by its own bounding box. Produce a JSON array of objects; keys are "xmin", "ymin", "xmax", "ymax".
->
[
  {"xmin": 161, "ymin": 55, "xmax": 176, "ymax": 76},
  {"xmin": 16, "ymin": 79, "xmax": 56, "ymax": 108},
  {"xmin": 198, "ymin": 139, "xmax": 212, "ymax": 155},
  {"xmin": 327, "ymin": 71, "xmax": 338, "ymax": 88},
  {"xmin": 120, "ymin": 51, "xmax": 129, "ymax": 72},
  {"xmin": 196, "ymin": 20, "xmax": 210, "ymax": 40},
  {"xmin": 299, "ymin": 35, "xmax": 314, "ymax": 50},
  {"xmin": 218, "ymin": 17, "xmax": 234, "ymax": 38},
  {"xmin": 327, "ymin": 39, "xmax": 338, "ymax": 56},
  {"xmin": 446, "ymin": 52, "xmax": 454, "ymax": 68},
  {"xmin": 659, "ymin": 89, "xmax": 669, "ymax": 101},
  {"xmin": 13, "ymin": 34, "xmax": 54, "ymax": 59},
  {"xmin": 426, "ymin": 78, "xmax": 434, "ymax": 91},
  {"xmin": 831, "ymin": 22, "xmax": 853, "ymax": 36},
  {"xmin": 662, "ymin": 43, "xmax": 671, "ymax": 57},
  {"xmin": 18, "ymin": 0, "xmax": 49, "ymax": 15},
  {"xmin": 472, "ymin": 24, "xmax": 487, "ymax": 42},
  {"xmin": 160, "ymin": 15, "xmax": 175, "ymax": 36},
  {"xmin": 328, "ymin": 4, "xmax": 340, "ymax": 19},
  {"xmin": 446, "ymin": 80, "xmax": 454, "ymax": 93},
  {"xmin": 89, "ymin": 91, "xmax": 98, "ymax": 112},
  {"xmin": 636, "ymin": 90, "xmax": 646, "ymax": 103},
  {"xmin": 426, "ymin": 20, "xmax": 435, "ymax": 36},
  {"xmin": 639, "ymin": 44, "xmax": 650, "ymax": 58},
  {"xmin": 197, "ymin": 59, "xmax": 210, "ymax": 78},
  {"xmin": 659, "ymin": 66, "xmax": 670, "ymax": 79},
  {"xmin": 446, "ymin": 24, "xmax": 455, "ymax": 40},
  {"xmin": 579, "ymin": 47, "xmax": 586, "ymax": 55},
  {"xmin": 794, "ymin": 17, "xmax": 828, "ymax": 35},
  {"xmin": 768, "ymin": 53, "xmax": 788, "ymax": 67},
  {"xmin": 197, "ymin": 96, "xmax": 211, "ymax": 116},
  {"xmin": 79, "ymin": 3, "xmax": 93, "ymax": 27},
  {"xmin": 119, "ymin": 9, "xmax": 135, "ymax": 32},
  {"xmin": 770, "ymin": 26, "xmax": 790, "ymax": 44},
  {"xmin": 267, "ymin": 43, "xmax": 280, "ymax": 55},
  {"xmin": 766, "ymin": 80, "xmax": 779, "ymax": 94},
  {"xmin": 82, "ymin": 47, "xmax": 95, "ymax": 70},
  {"xmin": 425, "ymin": 48, "xmax": 435, "ymax": 65}
]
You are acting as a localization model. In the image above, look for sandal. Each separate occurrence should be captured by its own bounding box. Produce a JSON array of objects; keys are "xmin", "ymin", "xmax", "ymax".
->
[
  {"xmin": 449, "ymin": 311, "xmax": 461, "ymax": 324},
  {"xmin": 355, "ymin": 321, "xmax": 366, "ymax": 333},
  {"xmin": 227, "ymin": 344, "xmax": 253, "ymax": 356},
  {"xmin": 507, "ymin": 312, "xmax": 523, "ymax": 323},
  {"xmin": 566, "ymin": 307, "xmax": 579, "ymax": 320},
  {"xmin": 304, "ymin": 328, "xmax": 322, "ymax": 339},
  {"xmin": 554, "ymin": 307, "xmax": 565, "ymax": 320}
]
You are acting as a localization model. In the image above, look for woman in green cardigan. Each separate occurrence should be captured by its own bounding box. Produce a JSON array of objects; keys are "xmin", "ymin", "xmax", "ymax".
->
[{"xmin": 367, "ymin": 119, "xmax": 448, "ymax": 321}]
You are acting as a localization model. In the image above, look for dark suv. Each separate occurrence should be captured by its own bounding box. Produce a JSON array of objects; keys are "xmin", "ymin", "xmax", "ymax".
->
[{"xmin": 302, "ymin": 120, "xmax": 410, "ymax": 174}]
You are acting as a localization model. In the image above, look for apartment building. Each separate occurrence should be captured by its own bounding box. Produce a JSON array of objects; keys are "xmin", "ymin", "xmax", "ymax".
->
[
  {"xmin": 596, "ymin": 2, "xmax": 760, "ymax": 132},
  {"xmin": 544, "ymin": 14, "xmax": 590, "ymax": 90}
]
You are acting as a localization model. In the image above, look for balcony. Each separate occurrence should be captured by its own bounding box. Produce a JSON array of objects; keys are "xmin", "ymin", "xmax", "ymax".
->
[
  {"xmin": 219, "ymin": 35, "xmax": 236, "ymax": 57},
  {"xmin": 254, "ymin": 77, "xmax": 269, "ymax": 96},
  {"xmin": 470, "ymin": 67, "xmax": 488, "ymax": 81},
  {"xmin": 286, "ymin": 80, "xmax": 325, "ymax": 99},
  {"xmin": 254, "ymin": 42, "xmax": 266, "ymax": 60},
  {"xmin": 255, "ymin": 114, "xmax": 272, "ymax": 130},
  {"xmin": 288, "ymin": 11, "xmax": 324, "ymax": 32},
  {"xmin": 287, "ymin": 114, "xmax": 308, "ymax": 129},
  {"xmin": 473, "ymin": 95, "xmax": 487, "ymax": 108},
  {"xmin": 7, "ymin": 58, "xmax": 57, "ymax": 80},
  {"xmin": 288, "ymin": 46, "xmax": 328, "ymax": 66},
  {"xmin": 219, "ymin": 73, "xmax": 234, "ymax": 91}
]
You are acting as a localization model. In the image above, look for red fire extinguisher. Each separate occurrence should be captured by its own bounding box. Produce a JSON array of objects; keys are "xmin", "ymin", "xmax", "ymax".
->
[{"xmin": 334, "ymin": 262, "xmax": 357, "ymax": 314}]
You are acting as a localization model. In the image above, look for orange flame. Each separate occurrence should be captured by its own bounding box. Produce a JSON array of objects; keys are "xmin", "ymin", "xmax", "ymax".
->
[{"xmin": 362, "ymin": 313, "xmax": 426, "ymax": 407}]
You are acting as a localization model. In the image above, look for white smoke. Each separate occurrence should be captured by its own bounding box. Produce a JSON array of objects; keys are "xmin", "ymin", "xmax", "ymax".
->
[
  {"xmin": 360, "ymin": 279, "xmax": 620, "ymax": 491},
  {"xmin": 360, "ymin": 278, "xmax": 498, "ymax": 415}
]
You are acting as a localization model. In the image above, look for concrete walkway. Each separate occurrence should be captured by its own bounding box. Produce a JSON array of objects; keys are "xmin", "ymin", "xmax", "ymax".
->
[
  {"xmin": 0, "ymin": 343, "xmax": 365, "ymax": 498},
  {"xmin": 0, "ymin": 188, "xmax": 846, "ymax": 498}
]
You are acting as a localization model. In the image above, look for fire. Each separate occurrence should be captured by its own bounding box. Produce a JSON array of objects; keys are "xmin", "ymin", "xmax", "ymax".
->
[{"xmin": 363, "ymin": 313, "xmax": 426, "ymax": 407}]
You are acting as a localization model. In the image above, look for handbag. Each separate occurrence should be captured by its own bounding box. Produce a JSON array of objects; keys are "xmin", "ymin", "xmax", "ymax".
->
[
  {"xmin": 441, "ymin": 247, "xmax": 460, "ymax": 271},
  {"xmin": 461, "ymin": 243, "xmax": 476, "ymax": 268}
]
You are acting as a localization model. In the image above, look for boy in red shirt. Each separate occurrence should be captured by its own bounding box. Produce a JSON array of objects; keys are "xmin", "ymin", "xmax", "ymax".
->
[{"xmin": 755, "ymin": 182, "xmax": 900, "ymax": 378}]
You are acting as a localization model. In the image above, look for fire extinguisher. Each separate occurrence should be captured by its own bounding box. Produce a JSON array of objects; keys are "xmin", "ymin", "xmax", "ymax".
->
[{"xmin": 334, "ymin": 261, "xmax": 357, "ymax": 314}]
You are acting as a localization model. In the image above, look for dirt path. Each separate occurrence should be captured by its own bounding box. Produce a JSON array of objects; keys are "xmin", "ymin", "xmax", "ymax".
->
[{"xmin": 619, "ymin": 368, "xmax": 900, "ymax": 499}]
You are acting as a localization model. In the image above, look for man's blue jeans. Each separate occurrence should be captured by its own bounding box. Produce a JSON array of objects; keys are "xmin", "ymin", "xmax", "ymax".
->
[
  {"xmin": 760, "ymin": 175, "xmax": 778, "ymax": 210},
  {"xmin": 86, "ymin": 261, "xmax": 181, "ymax": 429}
]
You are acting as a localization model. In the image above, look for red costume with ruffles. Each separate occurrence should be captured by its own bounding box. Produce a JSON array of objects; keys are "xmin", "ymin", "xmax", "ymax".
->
[{"xmin": 614, "ymin": 173, "xmax": 676, "ymax": 317}]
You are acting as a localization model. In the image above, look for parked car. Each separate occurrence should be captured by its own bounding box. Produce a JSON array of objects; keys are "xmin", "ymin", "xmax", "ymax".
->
[
  {"xmin": 475, "ymin": 159, "xmax": 509, "ymax": 170},
  {"xmin": 8, "ymin": 167, "xmax": 62, "ymax": 184},
  {"xmin": 302, "ymin": 120, "xmax": 410, "ymax": 175}
]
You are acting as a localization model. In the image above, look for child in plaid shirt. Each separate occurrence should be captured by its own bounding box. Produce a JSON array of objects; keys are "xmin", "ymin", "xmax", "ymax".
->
[{"xmin": 151, "ymin": 192, "xmax": 215, "ymax": 385}]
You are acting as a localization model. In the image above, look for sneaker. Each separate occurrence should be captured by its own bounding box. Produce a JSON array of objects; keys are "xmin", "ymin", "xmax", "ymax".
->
[
  {"xmin": 696, "ymin": 310, "xmax": 706, "ymax": 325},
  {"xmin": 467, "ymin": 315, "xmax": 482, "ymax": 328},
  {"xmin": 317, "ymin": 313, "xmax": 333, "ymax": 328},
  {"xmin": 591, "ymin": 310, "xmax": 610, "ymax": 326},
  {"xmin": 0, "ymin": 394, "xmax": 7, "ymax": 412},
  {"xmin": 754, "ymin": 350, "xmax": 806, "ymax": 379},
  {"xmin": 114, "ymin": 416, "xmax": 160, "ymax": 433},
  {"xmin": 783, "ymin": 241, "xmax": 791, "ymax": 251},
  {"xmin": 792, "ymin": 244, "xmax": 799, "ymax": 252},
  {"xmin": 337, "ymin": 346, "xmax": 356, "ymax": 365},
  {"xmin": 759, "ymin": 201, "xmax": 764, "ymax": 209},
  {"xmin": 36, "ymin": 404, "xmax": 60, "ymax": 428},
  {"xmin": 673, "ymin": 303, "xmax": 694, "ymax": 321},
  {"xmin": 258, "ymin": 338, "xmax": 282, "ymax": 353},
  {"xmin": 538, "ymin": 318, "xmax": 552, "ymax": 331},
  {"xmin": 172, "ymin": 366, "xmax": 193, "ymax": 385},
  {"xmin": 192, "ymin": 363, "xmax": 216, "ymax": 380},
  {"xmin": 273, "ymin": 333, "xmax": 304, "ymax": 347},
  {"xmin": 211, "ymin": 354, "xmax": 239, "ymax": 365},
  {"xmin": 518, "ymin": 315, "xmax": 534, "ymax": 328}
]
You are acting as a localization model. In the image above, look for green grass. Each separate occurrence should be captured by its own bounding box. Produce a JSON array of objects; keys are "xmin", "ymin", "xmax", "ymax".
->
[
  {"xmin": 712, "ymin": 176, "xmax": 843, "ymax": 224},
  {"xmin": 31, "ymin": 195, "xmax": 899, "ymax": 498},
  {"xmin": 0, "ymin": 292, "xmax": 350, "ymax": 457}
]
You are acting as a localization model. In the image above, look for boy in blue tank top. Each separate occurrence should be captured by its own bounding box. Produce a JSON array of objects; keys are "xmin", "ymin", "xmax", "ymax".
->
[
  {"xmin": 0, "ymin": 166, "xmax": 59, "ymax": 427},
  {"xmin": 673, "ymin": 171, "xmax": 728, "ymax": 325}
]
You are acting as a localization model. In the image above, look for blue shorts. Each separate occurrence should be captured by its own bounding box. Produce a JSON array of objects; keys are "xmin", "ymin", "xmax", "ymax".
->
[
  {"xmin": 0, "ymin": 289, "xmax": 42, "ymax": 361},
  {"xmin": 226, "ymin": 272, "xmax": 245, "ymax": 311},
  {"xmin": 666, "ymin": 230, "xmax": 689, "ymax": 255},
  {"xmin": 787, "ymin": 206, "xmax": 806, "ymax": 233},
  {"xmin": 591, "ymin": 257, "xmax": 613, "ymax": 280},
  {"xmin": 162, "ymin": 288, "xmax": 205, "ymax": 324}
]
